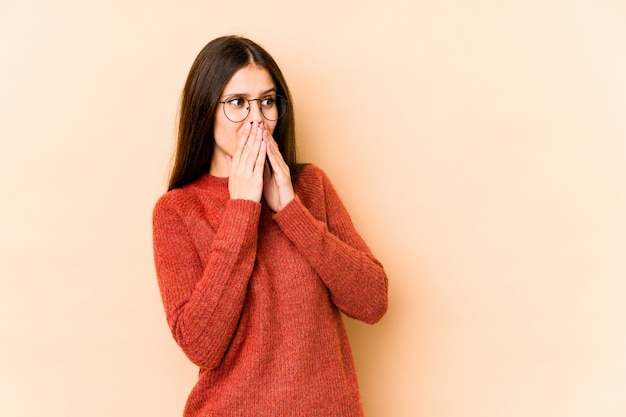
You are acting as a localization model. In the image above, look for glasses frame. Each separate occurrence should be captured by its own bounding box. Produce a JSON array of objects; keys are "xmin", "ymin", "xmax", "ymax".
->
[{"xmin": 217, "ymin": 95, "xmax": 288, "ymax": 123}]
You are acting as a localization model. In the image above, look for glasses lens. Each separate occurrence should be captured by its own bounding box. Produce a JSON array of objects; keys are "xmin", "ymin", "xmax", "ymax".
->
[
  {"xmin": 223, "ymin": 99, "xmax": 248, "ymax": 123},
  {"xmin": 261, "ymin": 97, "xmax": 287, "ymax": 121},
  {"xmin": 260, "ymin": 96, "xmax": 287, "ymax": 121},
  {"xmin": 260, "ymin": 103, "xmax": 277, "ymax": 121}
]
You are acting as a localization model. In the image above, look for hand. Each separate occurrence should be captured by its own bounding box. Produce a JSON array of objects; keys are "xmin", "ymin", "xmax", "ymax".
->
[
  {"xmin": 227, "ymin": 121, "xmax": 267, "ymax": 202},
  {"xmin": 261, "ymin": 124, "xmax": 295, "ymax": 211}
]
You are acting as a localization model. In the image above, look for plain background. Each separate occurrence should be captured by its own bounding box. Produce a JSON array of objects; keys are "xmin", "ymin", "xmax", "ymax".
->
[{"xmin": 1, "ymin": 1, "xmax": 625, "ymax": 416}]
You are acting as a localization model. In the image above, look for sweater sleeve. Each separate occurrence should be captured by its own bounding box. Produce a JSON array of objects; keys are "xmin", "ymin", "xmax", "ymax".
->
[
  {"xmin": 273, "ymin": 168, "xmax": 388, "ymax": 324},
  {"xmin": 152, "ymin": 194, "xmax": 261, "ymax": 369}
]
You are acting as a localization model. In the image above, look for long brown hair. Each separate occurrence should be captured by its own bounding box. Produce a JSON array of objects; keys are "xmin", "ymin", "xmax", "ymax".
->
[{"xmin": 168, "ymin": 36, "xmax": 302, "ymax": 191}]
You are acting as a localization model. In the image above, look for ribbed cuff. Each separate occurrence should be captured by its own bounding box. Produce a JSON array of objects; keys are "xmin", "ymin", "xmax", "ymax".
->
[
  {"xmin": 219, "ymin": 199, "xmax": 262, "ymax": 247},
  {"xmin": 273, "ymin": 196, "xmax": 323, "ymax": 249}
]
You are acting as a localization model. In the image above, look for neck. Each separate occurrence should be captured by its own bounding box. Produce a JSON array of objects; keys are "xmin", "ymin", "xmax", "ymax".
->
[{"xmin": 209, "ymin": 154, "xmax": 229, "ymax": 178}]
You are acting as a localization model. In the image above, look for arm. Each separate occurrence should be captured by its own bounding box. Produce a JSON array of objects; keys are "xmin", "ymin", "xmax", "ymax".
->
[
  {"xmin": 273, "ymin": 168, "xmax": 388, "ymax": 324},
  {"xmin": 153, "ymin": 119, "xmax": 267, "ymax": 369},
  {"xmin": 152, "ymin": 196, "xmax": 260, "ymax": 369}
]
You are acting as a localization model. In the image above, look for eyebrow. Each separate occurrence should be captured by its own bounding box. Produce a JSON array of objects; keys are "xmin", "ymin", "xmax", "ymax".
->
[{"xmin": 222, "ymin": 88, "xmax": 276, "ymax": 98}]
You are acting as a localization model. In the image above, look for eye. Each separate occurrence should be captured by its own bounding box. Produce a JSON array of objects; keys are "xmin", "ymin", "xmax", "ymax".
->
[
  {"xmin": 260, "ymin": 97, "xmax": 275, "ymax": 108},
  {"xmin": 226, "ymin": 97, "xmax": 246, "ymax": 108}
]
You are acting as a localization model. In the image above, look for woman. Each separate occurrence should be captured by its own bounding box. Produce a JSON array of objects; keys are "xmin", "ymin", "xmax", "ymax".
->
[{"xmin": 152, "ymin": 35, "xmax": 388, "ymax": 416}]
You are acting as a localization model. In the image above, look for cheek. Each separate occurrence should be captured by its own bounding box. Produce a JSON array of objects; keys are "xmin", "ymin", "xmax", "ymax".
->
[
  {"xmin": 214, "ymin": 116, "xmax": 241, "ymax": 155},
  {"xmin": 267, "ymin": 120, "xmax": 278, "ymax": 135}
]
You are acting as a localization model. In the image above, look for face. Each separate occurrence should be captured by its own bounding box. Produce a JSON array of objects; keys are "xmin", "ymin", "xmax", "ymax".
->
[{"xmin": 211, "ymin": 63, "xmax": 277, "ymax": 176}]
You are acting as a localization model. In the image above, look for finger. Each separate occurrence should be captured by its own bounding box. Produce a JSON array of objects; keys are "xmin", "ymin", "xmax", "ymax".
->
[
  {"xmin": 263, "ymin": 128, "xmax": 282, "ymax": 161},
  {"xmin": 241, "ymin": 122, "xmax": 258, "ymax": 153},
  {"xmin": 259, "ymin": 124, "xmax": 289, "ymax": 178},
  {"xmin": 265, "ymin": 134, "xmax": 289, "ymax": 178},
  {"xmin": 232, "ymin": 121, "xmax": 253, "ymax": 167},
  {"xmin": 254, "ymin": 140, "xmax": 267, "ymax": 175},
  {"xmin": 234, "ymin": 122, "xmax": 257, "ymax": 170},
  {"xmin": 241, "ymin": 122, "xmax": 263, "ymax": 169}
]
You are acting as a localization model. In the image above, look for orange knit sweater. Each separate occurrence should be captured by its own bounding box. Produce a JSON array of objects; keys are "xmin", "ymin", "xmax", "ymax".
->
[{"xmin": 152, "ymin": 164, "xmax": 388, "ymax": 416}]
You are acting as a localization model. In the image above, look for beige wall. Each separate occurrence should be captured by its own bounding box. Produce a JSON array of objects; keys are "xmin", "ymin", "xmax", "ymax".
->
[{"xmin": 2, "ymin": 1, "xmax": 625, "ymax": 416}]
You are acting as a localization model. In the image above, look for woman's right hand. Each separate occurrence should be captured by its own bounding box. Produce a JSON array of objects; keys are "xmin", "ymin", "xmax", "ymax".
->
[{"xmin": 227, "ymin": 121, "xmax": 267, "ymax": 202}]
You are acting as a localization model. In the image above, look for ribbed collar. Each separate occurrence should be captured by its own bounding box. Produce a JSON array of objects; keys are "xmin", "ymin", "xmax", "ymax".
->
[{"xmin": 190, "ymin": 173, "xmax": 229, "ymax": 191}]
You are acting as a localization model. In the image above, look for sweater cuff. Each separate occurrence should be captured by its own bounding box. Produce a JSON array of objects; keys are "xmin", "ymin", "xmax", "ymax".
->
[
  {"xmin": 220, "ymin": 199, "xmax": 262, "ymax": 245},
  {"xmin": 273, "ymin": 196, "xmax": 323, "ymax": 249}
]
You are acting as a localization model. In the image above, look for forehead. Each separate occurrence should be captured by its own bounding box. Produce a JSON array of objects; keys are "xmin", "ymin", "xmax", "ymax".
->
[{"xmin": 222, "ymin": 64, "xmax": 275, "ymax": 96}]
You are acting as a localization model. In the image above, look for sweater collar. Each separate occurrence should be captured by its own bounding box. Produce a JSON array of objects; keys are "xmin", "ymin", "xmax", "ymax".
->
[{"xmin": 190, "ymin": 173, "xmax": 229, "ymax": 190}]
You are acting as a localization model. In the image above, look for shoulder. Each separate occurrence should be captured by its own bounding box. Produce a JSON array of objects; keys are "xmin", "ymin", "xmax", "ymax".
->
[
  {"xmin": 295, "ymin": 164, "xmax": 332, "ymax": 191},
  {"xmin": 153, "ymin": 186, "xmax": 203, "ymax": 221},
  {"xmin": 293, "ymin": 164, "xmax": 343, "ymax": 211}
]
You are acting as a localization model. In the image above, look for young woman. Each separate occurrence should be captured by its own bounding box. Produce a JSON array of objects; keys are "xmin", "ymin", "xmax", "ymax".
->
[{"xmin": 152, "ymin": 35, "xmax": 388, "ymax": 417}]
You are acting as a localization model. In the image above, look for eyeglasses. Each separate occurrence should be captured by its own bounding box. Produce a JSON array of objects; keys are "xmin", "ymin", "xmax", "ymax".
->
[{"xmin": 218, "ymin": 95, "xmax": 288, "ymax": 123}]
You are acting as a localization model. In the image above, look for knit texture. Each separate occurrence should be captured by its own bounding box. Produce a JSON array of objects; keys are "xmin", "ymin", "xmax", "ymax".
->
[{"xmin": 152, "ymin": 164, "xmax": 388, "ymax": 416}]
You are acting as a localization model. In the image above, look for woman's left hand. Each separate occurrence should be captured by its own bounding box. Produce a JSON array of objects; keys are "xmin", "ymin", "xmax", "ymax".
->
[{"xmin": 261, "ymin": 124, "xmax": 294, "ymax": 212}]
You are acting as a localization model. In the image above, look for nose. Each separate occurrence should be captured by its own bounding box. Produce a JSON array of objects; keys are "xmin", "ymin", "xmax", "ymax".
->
[{"xmin": 247, "ymin": 99, "xmax": 263, "ymax": 123}]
